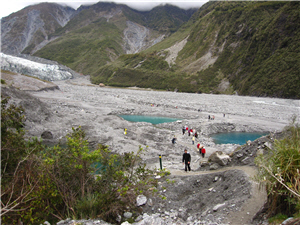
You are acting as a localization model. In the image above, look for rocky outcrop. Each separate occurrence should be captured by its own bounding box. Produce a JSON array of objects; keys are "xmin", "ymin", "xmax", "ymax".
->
[
  {"xmin": 1, "ymin": 3, "xmax": 75, "ymax": 55},
  {"xmin": 123, "ymin": 21, "xmax": 164, "ymax": 54},
  {"xmin": 1, "ymin": 53, "xmax": 73, "ymax": 81},
  {"xmin": 208, "ymin": 151, "xmax": 231, "ymax": 166}
]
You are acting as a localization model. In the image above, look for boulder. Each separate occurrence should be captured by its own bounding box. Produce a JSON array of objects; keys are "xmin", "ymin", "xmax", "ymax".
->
[
  {"xmin": 123, "ymin": 212, "xmax": 132, "ymax": 219},
  {"xmin": 209, "ymin": 163, "xmax": 219, "ymax": 170},
  {"xmin": 136, "ymin": 194, "xmax": 147, "ymax": 206},
  {"xmin": 208, "ymin": 151, "xmax": 231, "ymax": 166},
  {"xmin": 41, "ymin": 130, "xmax": 53, "ymax": 139},
  {"xmin": 213, "ymin": 203, "xmax": 226, "ymax": 212}
]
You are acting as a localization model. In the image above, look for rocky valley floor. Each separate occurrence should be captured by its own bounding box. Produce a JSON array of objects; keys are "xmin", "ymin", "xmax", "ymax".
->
[{"xmin": 1, "ymin": 74, "xmax": 300, "ymax": 225}]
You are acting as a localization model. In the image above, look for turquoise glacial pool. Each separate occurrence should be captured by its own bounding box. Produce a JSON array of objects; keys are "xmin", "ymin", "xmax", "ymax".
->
[
  {"xmin": 119, "ymin": 115, "xmax": 179, "ymax": 124},
  {"xmin": 211, "ymin": 132, "xmax": 268, "ymax": 145}
]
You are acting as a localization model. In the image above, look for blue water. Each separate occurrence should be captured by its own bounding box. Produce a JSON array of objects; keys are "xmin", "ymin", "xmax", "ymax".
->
[
  {"xmin": 119, "ymin": 115, "xmax": 179, "ymax": 124},
  {"xmin": 211, "ymin": 132, "xmax": 267, "ymax": 145}
]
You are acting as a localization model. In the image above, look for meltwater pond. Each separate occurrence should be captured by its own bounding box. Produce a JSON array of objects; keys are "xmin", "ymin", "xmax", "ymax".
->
[
  {"xmin": 119, "ymin": 115, "xmax": 179, "ymax": 124},
  {"xmin": 211, "ymin": 132, "xmax": 268, "ymax": 145}
]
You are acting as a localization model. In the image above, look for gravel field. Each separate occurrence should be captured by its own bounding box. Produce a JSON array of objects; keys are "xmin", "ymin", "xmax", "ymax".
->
[{"xmin": 2, "ymin": 74, "xmax": 299, "ymax": 224}]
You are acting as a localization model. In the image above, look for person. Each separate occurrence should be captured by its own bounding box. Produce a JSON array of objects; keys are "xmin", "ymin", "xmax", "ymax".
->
[
  {"xmin": 182, "ymin": 127, "xmax": 186, "ymax": 135},
  {"xmin": 182, "ymin": 149, "xmax": 191, "ymax": 172},
  {"xmin": 197, "ymin": 142, "xmax": 201, "ymax": 153},
  {"xmin": 124, "ymin": 128, "xmax": 127, "ymax": 135},
  {"xmin": 172, "ymin": 136, "xmax": 177, "ymax": 144},
  {"xmin": 192, "ymin": 136, "xmax": 195, "ymax": 145},
  {"xmin": 195, "ymin": 131, "xmax": 198, "ymax": 138},
  {"xmin": 201, "ymin": 147, "xmax": 206, "ymax": 158}
]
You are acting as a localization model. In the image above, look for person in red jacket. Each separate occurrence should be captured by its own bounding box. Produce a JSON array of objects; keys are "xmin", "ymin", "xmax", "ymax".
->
[
  {"xmin": 197, "ymin": 142, "xmax": 201, "ymax": 153},
  {"xmin": 201, "ymin": 147, "xmax": 206, "ymax": 158}
]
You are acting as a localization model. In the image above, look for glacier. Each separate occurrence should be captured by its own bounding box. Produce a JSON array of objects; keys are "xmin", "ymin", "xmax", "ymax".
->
[{"xmin": 0, "ymin": 53, "xmax": 74, "ymax": 81}]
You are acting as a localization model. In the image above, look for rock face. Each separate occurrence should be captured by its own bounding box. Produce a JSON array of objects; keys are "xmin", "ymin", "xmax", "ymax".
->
[
  {"xmin": 1, "ymin": 3, "xmax": 75, "ymax": 55},
  {"xmin": 0, "ymin": 53, "xmax": 73, "ymax": 81},
  {"xmin": 123, "ymin": 21, "xmax": 165, "ymax": 54}
]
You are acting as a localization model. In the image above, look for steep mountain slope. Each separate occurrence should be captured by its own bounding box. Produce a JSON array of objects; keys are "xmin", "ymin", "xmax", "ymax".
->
[
  {"xmin": 177, "ymin": 1, "xmax": 300, "ymax": 98},
  {"xmin": 1, "ymin": 3, "xmax": 75, "ymax": 55},
  {"xmin": 2, "ymin": 1, "xmax": 299, "ymax": 98},
  {"xmin": 91, "ymin": 1, "xmax": 300, "ymax": 98},
  {"xmin": 32, "ymin": 3, "xmax": 196, "ymax": 75}
]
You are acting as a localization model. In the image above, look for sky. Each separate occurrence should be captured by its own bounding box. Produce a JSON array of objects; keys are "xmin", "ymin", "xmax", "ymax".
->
[{"xmin": 0, "ymin": 0, "xmax": 208, "ymax": 18}]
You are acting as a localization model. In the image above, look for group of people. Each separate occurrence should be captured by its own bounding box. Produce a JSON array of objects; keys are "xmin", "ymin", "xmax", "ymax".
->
[
  {"xmin": 182, "ymin": 126, "xmax": 198, "ymax": 138},
  {"xmin": 181, "ymin": 125, "xmax": 206, "ymax": 172}
]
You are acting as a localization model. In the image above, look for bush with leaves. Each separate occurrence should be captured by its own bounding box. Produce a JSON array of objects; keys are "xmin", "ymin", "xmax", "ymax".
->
[
  {"xmin": 1, "ymin": 96, "xmax": 168, "ymax": 224},
  {"xmin": 75, "ymin": 144, "xmax": 168, "ymax": 223},
  {"xmin": 255, "ymin": 118, "xmax": 300, "ymax": 218},
  {"xmin": 1, "ymin": 96, "xmax": 53, "ymax": 224}
]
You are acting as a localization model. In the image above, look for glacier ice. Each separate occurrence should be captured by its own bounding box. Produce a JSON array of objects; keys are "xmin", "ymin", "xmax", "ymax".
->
[{"xmin": 1, "ymin": 53, "xmax": 73, "ymax": 81}]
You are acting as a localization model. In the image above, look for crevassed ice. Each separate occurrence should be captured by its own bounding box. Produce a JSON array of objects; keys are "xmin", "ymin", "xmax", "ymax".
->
[{"xmin": 0, "ymin": 53, "xmax": 73, "ymax": 81}]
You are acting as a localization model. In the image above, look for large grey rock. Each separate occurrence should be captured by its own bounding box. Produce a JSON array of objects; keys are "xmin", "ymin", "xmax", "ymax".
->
[{"xmin": 208, "ymin": 151, "xmax": 231, "ymax": 166}]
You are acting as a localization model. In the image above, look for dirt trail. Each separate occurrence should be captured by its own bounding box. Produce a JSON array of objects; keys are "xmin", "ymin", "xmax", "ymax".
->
[{"xmin": 168, "ymin": 165, "xmax": 266, "ymax": 225}]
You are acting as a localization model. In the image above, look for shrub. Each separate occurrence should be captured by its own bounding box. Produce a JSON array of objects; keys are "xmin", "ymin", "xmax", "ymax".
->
[{"xmin": 255, "ymin": 117, "xmax": 300, "ymax": 217}]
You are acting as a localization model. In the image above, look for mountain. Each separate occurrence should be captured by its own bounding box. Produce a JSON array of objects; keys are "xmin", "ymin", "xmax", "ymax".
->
[
  {"xmin": 1, "ymin": 3, "xmax": 75, "ymax": 55},
  {"xmin": 1, "ymin": 2, "xmax": 196, "ymax": 76},
  {"xmin": 1, "ymin": 1, "xmax": 299, "ymax": 98},
  {"xmin": 90, "ymin": 1, "xmax": 300, "ymax": 98},
  {"xmin": 33, "ymin": 3, "xmax": 196, "ymax": 75}
]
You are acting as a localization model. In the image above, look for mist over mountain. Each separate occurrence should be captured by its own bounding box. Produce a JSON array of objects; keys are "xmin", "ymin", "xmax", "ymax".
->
[{"xmin": 1, "ymin": 1, "xmax": 299, "ymax": 98}]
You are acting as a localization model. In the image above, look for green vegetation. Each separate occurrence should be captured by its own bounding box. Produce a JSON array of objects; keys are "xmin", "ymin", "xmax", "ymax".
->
[
  {"xmin": 88, "ymin": 2, "xmax": 299, "ymax": 97},
  {"xmin": 33, "ymin": 3, "xmax": 195, "ymax": 77},
  {"xmin": 32, "ymin": 2, "xmax": 300, "ymax": 97},
  {"xmin": 1, "ymin": 98, "xmax": 169, "ymax": 224},
  {"xmin": 255, "ymin": 117, "xmax": 300, "ymax": 219}
]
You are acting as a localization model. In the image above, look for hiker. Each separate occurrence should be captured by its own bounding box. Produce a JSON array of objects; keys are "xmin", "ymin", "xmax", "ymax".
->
[
  {"xmin": 197, "ymin": 142, "xmax": 201, "ymax": 153},
  {"xmin": 195, "ymin": 131, "xmax": 198, "ymax": 138},
  {"xmin": 172, "ymin": 136, "xmax": 177, "ymax": 144},
  {"xmin": 182, "ymin": 149, "xmax": 191, "ymax": 172},
  {"xmin": 192, "ymin": 136, "xmax": 195, "ymax": 145},
  {"xmin": 201, "ymin": 147, "xmax": 206, "ymax": 158},
  {"xmin": 124, "ymin": 128, "xmax": 127, "ymax": 135},
  {"xmin": 182, "ymin": 127, "xmax": 186, "ymax": 135}
]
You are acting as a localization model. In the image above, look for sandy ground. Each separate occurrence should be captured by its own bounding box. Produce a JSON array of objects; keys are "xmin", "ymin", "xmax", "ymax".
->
[{"xmin": 2, "ymin": 74, "xmax": 299, "ymax": 224}]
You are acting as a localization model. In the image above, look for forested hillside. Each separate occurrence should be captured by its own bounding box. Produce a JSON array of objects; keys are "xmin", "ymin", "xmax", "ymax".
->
[{"xmin": 90, "ymin": 1, "xmax": 300, "ymax": 98}]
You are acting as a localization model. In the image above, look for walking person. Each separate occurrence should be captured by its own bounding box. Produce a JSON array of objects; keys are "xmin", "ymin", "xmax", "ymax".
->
[
  {"xmin": 192, "ymin": 136, "xmax": 195, "ymax": 145},
  {"xmin": 182, "ymin": 149, "xmax": 191, "ymax": 172},
  {"xmin": 197, "ymin": 142, "xmax": 201, "ymax": 153},
  {"xmin": 172, "ymin": 136, "xmax": 177, "ymax": 144},
  {"xmin": 182, "ymin": 127, "xmax": 186, "ymax": 135},
  {"xmin": 201, "ymin": 147, "xmax": 206, "ymax": 158}
]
